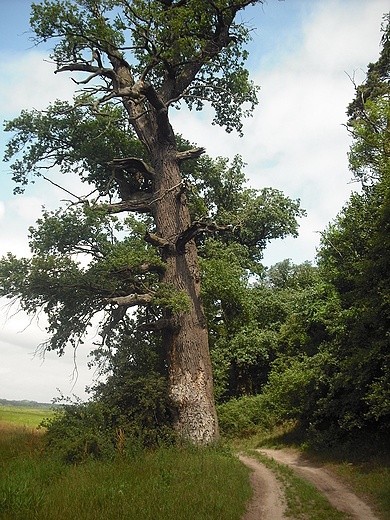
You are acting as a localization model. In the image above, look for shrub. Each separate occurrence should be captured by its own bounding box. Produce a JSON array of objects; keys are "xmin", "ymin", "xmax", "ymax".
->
[
  {"xmin": 41, "ymin": 373, "xmax": 177, "ymax": 464},
  {"xmin": 216, "ymin": 393, "xmax": 274, "ymax": 437}
]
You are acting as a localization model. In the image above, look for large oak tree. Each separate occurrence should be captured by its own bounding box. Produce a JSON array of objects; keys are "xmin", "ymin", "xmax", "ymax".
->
[{"xmin": 1, "ymin": 0, "xmax": 304, "ymax": 444}]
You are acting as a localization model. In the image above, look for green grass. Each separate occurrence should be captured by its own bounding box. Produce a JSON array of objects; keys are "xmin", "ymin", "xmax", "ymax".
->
[
  {"xmin": 334, "ymin": 463, "xmax": 390, "ymax": 520},
  {"xmin": 0, "ymin": 404, "xmax": 54, "ymax": 428},
  {"xmin": 0, "ymin": 423, "xmax": 251, "ymax": 520},
  {"xmin": 2, "ymin": 402, "xmax": 389, "ymax": 520}
]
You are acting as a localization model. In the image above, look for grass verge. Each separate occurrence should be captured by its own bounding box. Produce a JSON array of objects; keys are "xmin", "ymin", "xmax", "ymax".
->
[{"xmin": 0, "ymin": 426, "xmax": 251, "ymax": 520}]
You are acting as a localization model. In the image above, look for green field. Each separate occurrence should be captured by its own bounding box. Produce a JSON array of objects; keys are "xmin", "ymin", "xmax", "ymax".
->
[{"xmin": 0, "ymin": 404, "xmax": 54, "ymax": 428}]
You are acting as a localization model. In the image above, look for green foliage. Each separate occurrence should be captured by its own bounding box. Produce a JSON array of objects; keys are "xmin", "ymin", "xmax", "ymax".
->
[
  {"xmin": 3, "ymin": 99, "xmax": 146, "ymax": 195},
  {"xmin": 42, "ymin": 374, "xmax": 176, "ymax": 464},
  {"xmin": 193, "ymin": 157, "xmax": 306, "ymax": 400},
  {"xmin": 347, "ymin": 12, "xmax": 390, "ymax": 125},
  {"xmin": 313, "ymin": 164, "xmax": 390, "ymax": 437},
  {"xmin": 203, "ymin": 257, "xmax": 318, "ymax": 402},
  {"xmin": 191, "ymin": 155, "xmax": 306, "ymax": 263},
  {"xmin": 251, "ymin": 14, "xmax": 390, "ymax": 445},
  {"xmin": 217, "ymin": 394, "xmax": 271, "ymax": 437},
  {"xmin": 42, "ymin": 399, "xmax": 119, "ymax": 463},
  {"xmin": 261, "ymin": 354, "xmax": 326, "ymax": 422},
  {"xmin": 41, "ymin": 318, "xmax": 177, "ymax": 463},
  {"xmin": 27, "ymin": 0, "xmax": 261, "ymax": 135},
  {"xmin": 348, "ymin": 96, "xmax": 390, "ymax": 184},
  {"xmin": 0, "ymin": 206, "xmax": 170, "ymax": 353}
]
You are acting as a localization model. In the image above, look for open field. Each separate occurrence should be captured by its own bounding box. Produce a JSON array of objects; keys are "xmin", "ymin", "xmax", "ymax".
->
[{"xmin": 0, "ymin": 404, "xmax": 54, "ymax": 428}]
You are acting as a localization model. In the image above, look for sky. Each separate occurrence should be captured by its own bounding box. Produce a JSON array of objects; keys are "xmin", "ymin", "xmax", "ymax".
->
[{"xmin": 0, "ymin": 0, "xmax": 388, "ymax": 403}]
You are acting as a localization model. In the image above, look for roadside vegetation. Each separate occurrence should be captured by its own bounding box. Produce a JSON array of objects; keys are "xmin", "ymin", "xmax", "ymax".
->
[
  {"xmin": 1, "ymin": 407, "xmax": 389, "ymax": 520},
  {"xmin": 0, "ymin": 417, "xmax": 251, "ymax": 520}
]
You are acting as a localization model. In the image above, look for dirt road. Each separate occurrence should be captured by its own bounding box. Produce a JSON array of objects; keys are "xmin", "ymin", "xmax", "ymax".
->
[
  {"xmin": 240, "ymin": 448, "xmax": 380, "ymax": 520},
  {"xmin": 239, "ymin": 455, "xmax": 286, "ymax": 520}
]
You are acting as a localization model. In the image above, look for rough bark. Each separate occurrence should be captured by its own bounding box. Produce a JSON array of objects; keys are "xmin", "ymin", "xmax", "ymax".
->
[
  {"xmin": 104, "ymin": 46, "xmax": 221, "ymax": 441},
  {"xmin": 148, "ymin": 137, "xmax": 219, "ymax": 444}
]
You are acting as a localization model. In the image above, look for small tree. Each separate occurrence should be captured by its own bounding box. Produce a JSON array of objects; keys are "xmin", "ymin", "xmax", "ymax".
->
[{"xmin": 1, "ymin": 0, "xmax": 303, "ymax": 444}]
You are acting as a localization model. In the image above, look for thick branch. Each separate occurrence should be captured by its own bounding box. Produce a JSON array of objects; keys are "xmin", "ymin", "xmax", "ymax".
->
[
  {"xmin": 144, "ymin": 230, "xmax": 171, "ymax": 249},
  {"xmin": 176, "ymin": 221, "xmax": 231, "ymax": 254},
  {"xmin": 176, "ymin": 147, "xmax": 206, "ymax": 163},
  {"xmin": 104, "ymin": 193, "xmax": 153, "ymax": 214},
  {"xmin": 138, "ymin": 81, "xmax": 167, "ymax": 112},
  {"xmin": 138, "ymin": 317, "xmax": 180, "ymax": 332},
  {"xmin": 109, "ymin": 293, "xmax": 153, "ymax": 307},
  {"xmin": 109, "ymin": 157, "xmax": 156, "ymax": 179}
]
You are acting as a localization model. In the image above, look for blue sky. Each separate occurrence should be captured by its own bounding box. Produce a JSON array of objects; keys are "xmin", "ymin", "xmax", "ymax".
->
[{"xmin": 0, "ymin": 0, "xmax": 389, "ymax": 402}]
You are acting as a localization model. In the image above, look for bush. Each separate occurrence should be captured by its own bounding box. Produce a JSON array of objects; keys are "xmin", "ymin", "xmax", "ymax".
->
[
  {"xmin": 261, "ymin": 355, "xmax": 321, "ymax": 421},
  {"xmin": 216, "ymin": 394, "xmax": 275, "ymax": 437},
  {"xmin": 41, "ymin": 373, "xmax": 177, "ymax": 464},
  {"xmin": 216, "ymin": 354, "xmax": 328, "ymax": 439}
]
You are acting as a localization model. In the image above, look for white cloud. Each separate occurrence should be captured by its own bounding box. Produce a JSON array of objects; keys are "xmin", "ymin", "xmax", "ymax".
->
[
  {"xmin": 0, "ymin": 50, "xmax": 76, "ymax": 116},
  {"xmin": 0, "ymin": 298, "xmax": 96, "ymax": 402},
  {"xmin": 172, "ymin": 0, "xmax": 387, "ymax": 266}
]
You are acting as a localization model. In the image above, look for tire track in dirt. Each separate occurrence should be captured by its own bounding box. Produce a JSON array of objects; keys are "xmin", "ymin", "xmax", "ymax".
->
[
  {"xmin": 239, "ymin": 455, "xmax": 286, "ymax": 520},
  {"xmin": 258, "ymin": 448, "xmax": 380, "ymax": 520}
]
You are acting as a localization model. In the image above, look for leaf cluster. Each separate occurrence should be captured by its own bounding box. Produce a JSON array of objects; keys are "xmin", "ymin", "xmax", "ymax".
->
[
  {"xmin": 28, "ymin": 0, "xmax": 262, "ymax": 134},
  {"xmin": 0, "ymin": 207, "xmax": 170, "ymax": 353},
  {"xmin": 3, "ymin": 99, "xmax": 146, "ymax": 195}
]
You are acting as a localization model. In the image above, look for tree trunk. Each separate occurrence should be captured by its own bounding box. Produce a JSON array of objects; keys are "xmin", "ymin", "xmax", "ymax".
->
[{"xmin": 150, "ymin": 139, "xmax": 219, "ymax": 444}]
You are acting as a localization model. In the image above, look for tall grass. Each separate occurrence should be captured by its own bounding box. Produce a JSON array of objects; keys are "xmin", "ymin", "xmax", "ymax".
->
[{"xmin": 0, "ymin": 425, "xmax": 251, "ymax": 520}]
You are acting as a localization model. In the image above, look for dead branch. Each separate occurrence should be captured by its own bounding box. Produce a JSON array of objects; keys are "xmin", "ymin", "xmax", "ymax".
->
[
  {"xmin": 109, "ymin": 157, "xmax": 156, "ymax": 179},
  {"xmin": 108, "ymin": 293, "xmax": 153, "ymax": 307},
  {"xmin": 176, "ymin": 147, "xmax": 206, "ymax": 163},
  {"xmin": 176, "ymin": 221, "xmax": 231, "ymax": 254}
]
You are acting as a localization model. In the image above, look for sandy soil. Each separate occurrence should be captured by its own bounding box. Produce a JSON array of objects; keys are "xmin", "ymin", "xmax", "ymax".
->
[
  {"xmin": 239, "ymin": 448, "xmax": 380, "ymax": 520},
  {"xmin": 239, "ymin": 455, "xmax": 286, "ymax": 520}
]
